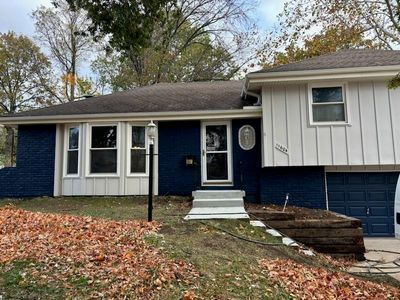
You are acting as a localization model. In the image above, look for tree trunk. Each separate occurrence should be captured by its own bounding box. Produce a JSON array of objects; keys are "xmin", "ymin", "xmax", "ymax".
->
[
  {"xmin": 4, "ymin": 126, "xmax": 15, "ymax": 167},
  {"xmin": 70, "ymin": 22, "xmax": 77, "ymax": 102}
]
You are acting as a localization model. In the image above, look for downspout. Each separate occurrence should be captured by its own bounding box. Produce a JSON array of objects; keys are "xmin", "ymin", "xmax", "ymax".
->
[
  {"xmin": 246, "ymin": 91, "xmax": 262, "ymax": 106},
  {"xmin": 241, "ymin": 77, "xmax": 262, "ymax": 106}
]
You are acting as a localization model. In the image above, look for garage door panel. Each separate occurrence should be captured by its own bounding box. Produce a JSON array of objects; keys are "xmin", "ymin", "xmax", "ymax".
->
[
  {"xmin": 367, "ymin": 191, "xmax": 387, "ymax": 202},
  {"xmin": 348, "ymin": 206, "xmax": 367, "ymax": 217},
  {"xmin": 328, "ymin": 191, "xmax": 345, "ymax": 202},
  {"xmin": 366, "ymin": 174, "xmax": 387, "ymax": 185},
  {"xmin": 369, "ymin": 206, "xmax": 388, "ymax": 217},
  {"xmin": 327, "ymin": 173, "xmax": 345, "ymax": 187},
  {"xmin": 329, "ymin": 206, "xmax": 346, "ymax": 214},
  {"xmin": 369, "ymin": 222, "xmax": 390, "ymax": 236},
  {"xmin": 388, "ymin": 173, "xmax": 399, "ymax": 184},
  {"xmin": 347, "ymin": 191, "xmax": 366, "ymax": 202},
  {"xmin": 327, "ymin": 172, "xmax": 398, "ymax": 237},
  {"xmin": 346, "ymin": 173, "xmax": 365, "ymax": 185}
]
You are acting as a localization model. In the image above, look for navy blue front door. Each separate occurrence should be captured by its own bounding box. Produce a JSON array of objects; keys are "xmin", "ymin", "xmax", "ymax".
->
[{"xmin": 327, "ymin": 172, "xmax": 399, "ymax": 237}]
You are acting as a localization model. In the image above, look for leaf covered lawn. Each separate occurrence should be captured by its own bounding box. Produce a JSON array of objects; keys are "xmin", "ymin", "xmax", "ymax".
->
[
  {"xmin": 0, "ymin": 206, "xmax": 198, "ymax": 299},
  {"xmin": 260, "ymin": 258, "xmax": 400, "ymax": 300}
]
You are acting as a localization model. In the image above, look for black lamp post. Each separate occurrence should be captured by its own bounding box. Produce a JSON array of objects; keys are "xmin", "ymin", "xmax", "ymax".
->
[{"xmin": 147, "ymin": 120, "xmax": 157, "ymax": 222}]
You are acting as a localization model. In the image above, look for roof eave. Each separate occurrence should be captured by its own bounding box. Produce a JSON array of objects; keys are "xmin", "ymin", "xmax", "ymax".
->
[
  {"xmin": 0, "ymin": 108, "xmax": 262, "ymax": 125},
  {"xmin": 246, "ymin": 65, "xmax": 400, "ymax": 84}
]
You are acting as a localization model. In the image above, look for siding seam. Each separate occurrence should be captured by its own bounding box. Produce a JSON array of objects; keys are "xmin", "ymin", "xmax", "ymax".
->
[{"xmin": 357, "ymin": 82, "xmax": 366, "ymax": 164}]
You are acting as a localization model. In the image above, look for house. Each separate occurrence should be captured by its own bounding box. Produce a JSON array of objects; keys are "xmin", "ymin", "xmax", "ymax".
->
[{"xmin": 0, "ymin": 49, "xmax": 399, "ymax": 236}]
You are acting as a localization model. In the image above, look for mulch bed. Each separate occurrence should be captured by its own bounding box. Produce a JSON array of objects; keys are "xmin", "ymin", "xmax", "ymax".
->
[
  {"xmin": 245, "ymin": 203, "xmax": 342, "ymax": 220},
  {"xmin": 0, "ymin": 206, "xmax": 198, "ymax": 299}
]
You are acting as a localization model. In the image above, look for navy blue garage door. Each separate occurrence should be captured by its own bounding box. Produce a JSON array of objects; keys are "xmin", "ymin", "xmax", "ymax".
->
[{"xmin": 327, "ymin": 172, "xmax": 399, "ymax": 237}]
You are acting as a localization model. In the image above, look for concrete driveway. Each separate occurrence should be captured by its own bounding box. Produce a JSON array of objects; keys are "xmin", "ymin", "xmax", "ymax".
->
[{"xmin": 351, "ymin": 238, "xmax": 400, "ymax": 281}]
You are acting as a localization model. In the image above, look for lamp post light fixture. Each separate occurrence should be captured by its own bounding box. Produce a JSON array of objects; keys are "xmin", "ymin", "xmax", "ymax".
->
[{"xmin": 147, "ymin": 120, "xmax": 157, "ymax": 222}]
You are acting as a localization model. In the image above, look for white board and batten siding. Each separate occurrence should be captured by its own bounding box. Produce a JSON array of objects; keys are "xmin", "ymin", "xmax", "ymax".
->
[
  {"xmin": 261, "ymin": 80, "xmax": 400, "ymax": 167},
  {"xmin": 59, "ymin": 122, "xmax": 158, "ymax": 196}
]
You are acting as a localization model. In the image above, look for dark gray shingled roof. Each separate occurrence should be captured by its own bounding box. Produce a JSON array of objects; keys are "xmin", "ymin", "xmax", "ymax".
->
[
  {"xmin": 3, "ymin": 80, "xmax": 251, "ymax": 118},
  {"xmin": 253, "ymin": 49, "xmax": 400, "ymax": 74}
]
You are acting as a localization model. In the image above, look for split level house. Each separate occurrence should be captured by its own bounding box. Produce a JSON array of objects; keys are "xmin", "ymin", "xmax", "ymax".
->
[{"xmin": 1, "ymin": 49, "xmax": 400, "ymax": 237}]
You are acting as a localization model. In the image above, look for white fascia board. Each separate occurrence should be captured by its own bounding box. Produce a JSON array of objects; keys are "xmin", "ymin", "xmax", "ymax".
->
[
  {"xmin": 0, "ymin": 108, "xmax": 262, "ymax": 125},
  {"xmin": 245, "ymin": 65, "xmax": 400, "ymax": 84}
]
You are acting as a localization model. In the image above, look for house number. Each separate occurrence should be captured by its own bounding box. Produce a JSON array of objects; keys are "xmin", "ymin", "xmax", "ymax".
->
[{"xmin": 275, "ymin": 142, "xmax": 288, "ymax": 154}]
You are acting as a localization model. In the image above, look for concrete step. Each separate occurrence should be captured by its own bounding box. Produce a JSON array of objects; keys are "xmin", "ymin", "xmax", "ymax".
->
[
  {"xmin": 185, "ymin": 213, "xmax": 249, "ymax": 220},
  {"xmin": 192, "ymin": 190, "xmax": 245, "ymax": 200},
  {"xmin": 192, "ymin": 198, "xmax": 244, "ymax": 208},
  {"xmin": 185, "ymin": 190, "xmax": 248, "ymax": 220},
  {"xmin": 187, "ymin": 207, "xmax": 248, "ymax": 215}
]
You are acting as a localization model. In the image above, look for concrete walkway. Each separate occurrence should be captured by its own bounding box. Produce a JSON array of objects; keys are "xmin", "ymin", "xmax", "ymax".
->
[{"xmin": 351, "ymin": 238, "xmax": 400, "ymax": 281}]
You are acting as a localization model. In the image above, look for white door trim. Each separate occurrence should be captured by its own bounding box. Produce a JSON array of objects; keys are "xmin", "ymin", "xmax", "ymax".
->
[{"xmin": 201, "ymin": 120, "xmax": 233, "ymax": 186}]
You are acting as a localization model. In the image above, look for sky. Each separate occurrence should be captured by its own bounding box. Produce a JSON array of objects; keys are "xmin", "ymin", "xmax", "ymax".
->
[
  {"xmin": 0, "ymin": 0, "xmax": 284, "ymax": 36},
  {"xmin": 0, "ymin": 0, "xmax": 284, "ymax": 76}
]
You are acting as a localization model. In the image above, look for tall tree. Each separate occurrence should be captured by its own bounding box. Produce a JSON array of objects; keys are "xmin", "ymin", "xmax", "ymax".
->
[
  {"xmin": 268, "ymin": 0, "xmax": 398, "ymax": 51},
  {"xmin": 32, "ymin": 0, "xmax": 93, "ymax": 102},
  {"xmin": 91, "ymin": 23, "xmax": 239, "ymax": 92},
  {"xmin": 68, "ymin": 0, "xmax": 258, "ymax": 86},
  {"xmin": 0, "ymin": 32, "xmax": 55, "ymax": 167},
  {"xmin": 259, "ymin": 26, "xmax": 378, "ymax": 68}
]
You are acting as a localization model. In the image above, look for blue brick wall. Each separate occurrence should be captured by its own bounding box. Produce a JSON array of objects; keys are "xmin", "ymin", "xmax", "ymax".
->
[
  {"xmin": 0, "ymin": 125, "xmax": 56, "ymax": 198},
  {"xmin": 158, "ymin": 121, "xmax": 201, "ymax": 195},
  {"xmin": 260, "ymin": 166, "xmax": 327, "ymax": 209},
  {"xmin": 158, "ymin": 119, "xmax": 262, "ymax": 202}
]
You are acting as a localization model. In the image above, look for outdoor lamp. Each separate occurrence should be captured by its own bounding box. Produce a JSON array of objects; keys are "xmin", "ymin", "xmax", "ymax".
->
[
  {"xmin": 147, "ymin": 120, "xmax": 157, "ymax": 143},
  {"xmin": 147, "ymin": 120, "xmax": 157, "ymax": 222}
]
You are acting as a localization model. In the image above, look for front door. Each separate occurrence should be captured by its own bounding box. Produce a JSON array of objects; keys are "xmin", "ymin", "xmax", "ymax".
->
[{"xmin": 201, "ymin": 121, "xmax": 233, "ymax": 185}]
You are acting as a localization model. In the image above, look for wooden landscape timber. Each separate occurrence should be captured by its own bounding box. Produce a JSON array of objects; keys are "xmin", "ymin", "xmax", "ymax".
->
[{"xmin": 249, "ymin": 209, "xmax": 366, "ymax": 259}]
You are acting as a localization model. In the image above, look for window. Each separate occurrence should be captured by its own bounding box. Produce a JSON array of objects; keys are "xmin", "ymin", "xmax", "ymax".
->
[
  {"xmin": 90, "ymin": 125, "xmax": 117, "ymax": 174},
  {"xmin": 310, "ymin": 85, "xmax": 347, "ymax": 123},
  {"xmin": 130, "ymin": 126, "xmax": 147, "ymax": 174},
  {"xmin": 66, "ymin": 126, "xmax": 79, "ymax": 175}
]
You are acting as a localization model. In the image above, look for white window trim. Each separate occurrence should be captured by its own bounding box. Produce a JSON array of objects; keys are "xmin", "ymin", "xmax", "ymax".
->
[
  {"xmin": 63, "ymin": 124, "xmax": 81, "ymax": 178},
  {"xmin": 86, "ymin": 122, "xmax": 120, "ymax": 177},
  {"xmin": 126, "ymin": 122, "xmax": 149, "ymax": 177},
  {"xmin": 201, "ymin": 120, "xmax": 233, "ymax": 186},
  {"xmin": 307, "ymin": 82, "xmax": 351, "ymax": 126}
]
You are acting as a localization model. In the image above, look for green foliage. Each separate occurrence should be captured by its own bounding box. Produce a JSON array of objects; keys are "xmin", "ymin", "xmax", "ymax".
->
[
  {"xmin": 259, "ymin": 0, "xmax": 398, "ymax": 70},
  {"xmin": 65, "ymin": 0, "xmax": 172, "ymax": 56},
  {"xmin": 92, "ymin": 19, "xmax": 238, "ymax": 91},
  {"xmin": 0, "ymin": 32, "xmax": 55, "ymax": 112},
  {"xmin": 0, "ymin": 127, "xmax": 5, "ymax": 167},
  {"xmin": 260, "ymin": 26, "xmax": 378, "ymax": 69},
  {"xmin": 70, "ymin": 0, "xmax": 255, "ymax": 87},
  {"xmin": 0, "ymin": 32, "xmax": 53, "ymax": 167},
  {"xmin": 387, "ymin": 73, "xmax": 400, "ymax": 89}
]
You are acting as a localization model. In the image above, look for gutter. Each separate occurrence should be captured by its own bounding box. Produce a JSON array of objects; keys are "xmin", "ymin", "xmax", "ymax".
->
[
  {"xmin": 246, "ymin": 65, "xmax": 400, "ymax": 83},
  {"xmin": 0, "ymin": 108, "xmax": 263, "ymax": 125}
]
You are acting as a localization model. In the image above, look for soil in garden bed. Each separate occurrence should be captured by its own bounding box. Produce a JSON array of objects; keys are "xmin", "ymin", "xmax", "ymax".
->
[{"xmin": 245, "ymin": 203, "xmax": 342, "ymax": 220}]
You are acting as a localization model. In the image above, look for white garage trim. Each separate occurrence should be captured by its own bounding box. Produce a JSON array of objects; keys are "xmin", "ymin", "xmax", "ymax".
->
[{"xmin": 326, "ymin": 165, "xmax": 400, "ymax": 172}]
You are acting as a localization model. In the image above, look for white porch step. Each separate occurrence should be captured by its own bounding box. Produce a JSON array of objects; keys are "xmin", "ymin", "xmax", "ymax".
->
[
  {"xmin": 192, "ymin": 190, "xmax": 245, "ymax": 199},
  {"xmin": 192, "ymin": 199, "xmax": 244, "ymax": 208},
  {"xmin": 185, "ymin": 213, "xmax": 249, "ymax": 220},
  {"xmin": 185, "ymin": 190, "xmax": 249, "ymax": 220}
]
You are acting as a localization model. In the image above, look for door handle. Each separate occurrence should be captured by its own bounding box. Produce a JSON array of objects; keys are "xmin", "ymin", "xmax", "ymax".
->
[{"xmin": 366, "ymin": 207, "xmax": 370, "ymax": 216}]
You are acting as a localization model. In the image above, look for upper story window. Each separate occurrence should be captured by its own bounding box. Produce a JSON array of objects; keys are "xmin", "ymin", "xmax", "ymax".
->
[
  {"xmin": 90, "ymin": 125, "xmax": 118, "ymax": 174},
  {"xmin": 129, "ymin": 125, "xmax": 147, "ymax": 174},
  {"xmin": 66, "ymin": 126, "xmax": 79, "ymax": 175},
  {"xmin": 310, "ymin": 85, "xmax": 347, "ymax": 124}
]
